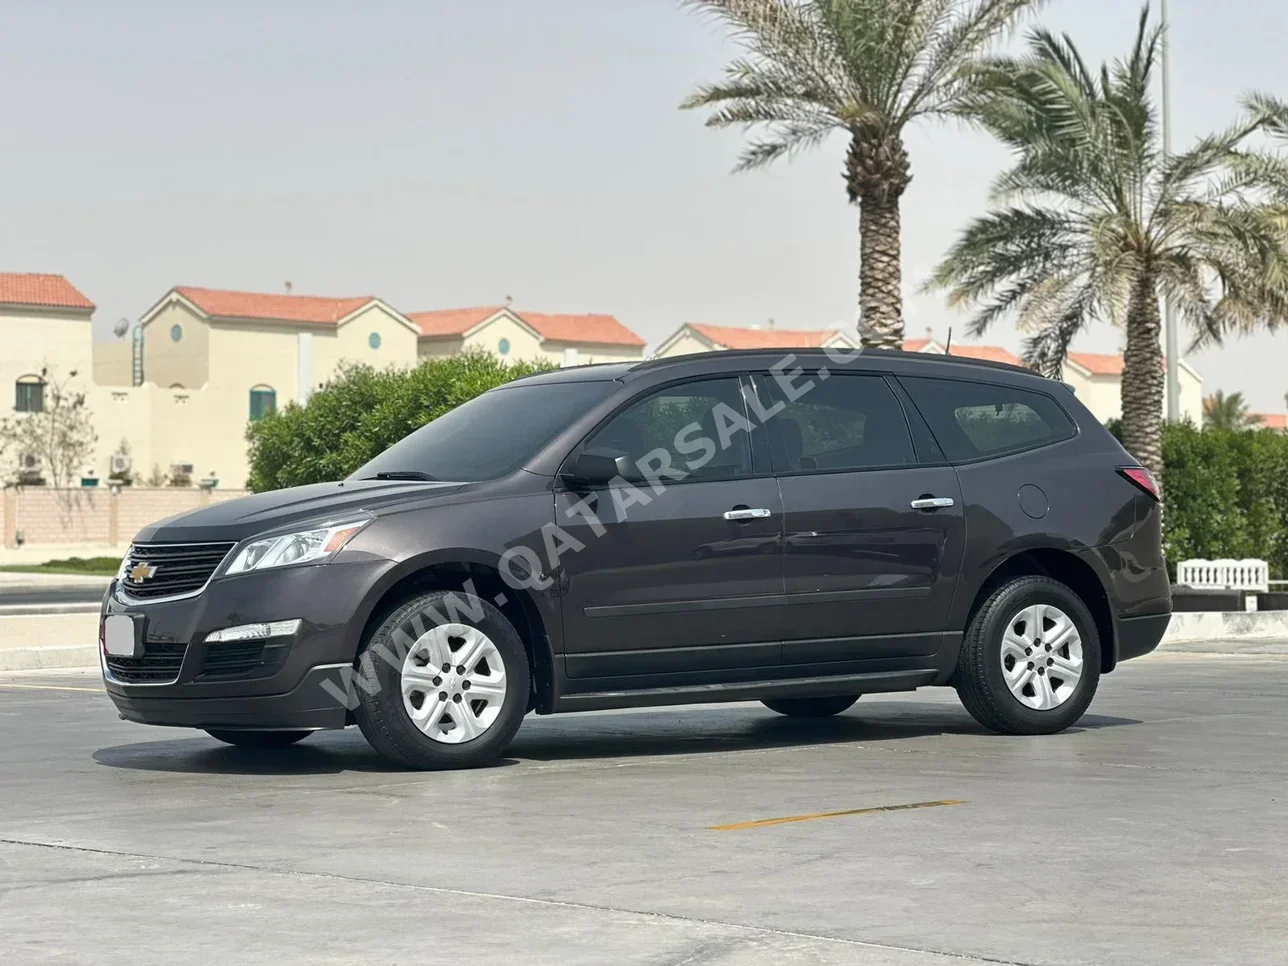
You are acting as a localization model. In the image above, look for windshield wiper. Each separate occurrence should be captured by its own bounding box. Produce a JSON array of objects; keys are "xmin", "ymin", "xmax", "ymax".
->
[{"xmin": 365, "ymin": 471, "xmax": 438, "ymax": 482}]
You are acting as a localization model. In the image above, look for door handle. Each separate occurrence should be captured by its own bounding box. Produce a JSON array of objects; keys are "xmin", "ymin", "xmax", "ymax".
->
[
  {"xmin": 723, "ymin": 507, "xmax": 772, "ymax": 521},
  {"xmin": 910, "ymin": 497, "xmax": 955, "ymax": 510}
]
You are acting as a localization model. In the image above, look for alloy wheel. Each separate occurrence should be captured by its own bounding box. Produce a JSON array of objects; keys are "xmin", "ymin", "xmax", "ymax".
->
[
  {"xmin": 999, "ymin": 603, "xmax": 1084, "ymax": 711},
  {"xmin": 400, "ymin": 623, "xmax": 507, "ymax": 743}
]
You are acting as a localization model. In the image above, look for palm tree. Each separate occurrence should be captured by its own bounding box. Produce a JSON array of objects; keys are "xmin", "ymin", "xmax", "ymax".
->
[
  {"xmin": 1203, "ymin": 390, "xmax": 1251, "ymax": 431},
  {"xmin": 681, "ymin": 0, "xmax": 1044, "ymax": 349},
  {"xmin": 929, "ymin": 8, "xmax": 1288, "ymax": 483}
]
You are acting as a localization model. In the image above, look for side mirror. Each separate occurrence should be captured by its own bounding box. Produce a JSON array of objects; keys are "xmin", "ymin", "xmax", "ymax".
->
[{"xmin": 561, "ymin": 447, "xmax": 633, "ymax": 487}]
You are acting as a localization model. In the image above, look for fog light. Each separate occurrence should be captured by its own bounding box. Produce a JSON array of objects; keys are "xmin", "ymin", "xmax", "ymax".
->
[{"xmin": 205, "ymin": 619, "xmax": 301, "ymax": 643}]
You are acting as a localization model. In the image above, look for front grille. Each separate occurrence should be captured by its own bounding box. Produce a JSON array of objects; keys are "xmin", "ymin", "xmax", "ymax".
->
[
  {"xmin": 199, "ymin": 642, "xmax": 267, "ymax": 678},
  {"xmin": 119, "ymin": 542, "xmax": 235, "ymax": 600},
  {"xmin": 105, "ymin": 641, "xmax": 187, "ymax": 684}
]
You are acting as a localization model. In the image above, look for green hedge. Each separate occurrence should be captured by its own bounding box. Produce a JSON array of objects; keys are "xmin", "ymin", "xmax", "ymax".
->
[
  {"xmin": 1160, "ymin": 423, "xmax": 1288, "ymax": 579},
  {"xmin": 246, "ymin": 352, "xmax": 552, "ymax": 492}
]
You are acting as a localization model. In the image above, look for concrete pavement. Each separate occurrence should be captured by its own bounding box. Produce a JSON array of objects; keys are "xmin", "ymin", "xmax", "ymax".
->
[{"xmin": 1, "ymin": 654, "xmax": 1285, "ymax": 965}]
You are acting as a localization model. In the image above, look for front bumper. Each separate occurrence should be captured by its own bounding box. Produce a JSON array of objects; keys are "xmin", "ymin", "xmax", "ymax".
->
[{"xmin": 100, "ymin": 558, "xmax": 387, "ymax": 730}]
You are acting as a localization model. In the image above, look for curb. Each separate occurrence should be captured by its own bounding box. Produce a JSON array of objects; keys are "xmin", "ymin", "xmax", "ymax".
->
[
  {"xmin": 0, "ymin": 644, "xmax": 99, "ymax": 672},
  {"xmin": 1162, "ymin": 610, "xmax": 1288, "ymax": 643}
]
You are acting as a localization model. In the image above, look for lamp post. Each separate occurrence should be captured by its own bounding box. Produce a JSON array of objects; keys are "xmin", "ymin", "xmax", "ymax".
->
[{"xmin": 1161, "ymin": 0, "xmax": 1181, "ymax": 422}]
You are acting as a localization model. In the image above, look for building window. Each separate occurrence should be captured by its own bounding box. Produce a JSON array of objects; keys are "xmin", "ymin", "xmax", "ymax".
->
[
  {"xmin": 170, "ymin": 323, "xmax": 183, "ymax": 343},
  {"xmin": 15, "ymin": 376, "xmax": 45, "ymax": 413},
  {"xmin": 249, "ymin": 385, "xmax": 277, "ymax": 421},
  {"xmin": 369, "ymin": 332, "xmax": 382, "ymax": 350},
  {"xmin": 497, "ymin": 337, "xmax": 511, "ymax": 356}
]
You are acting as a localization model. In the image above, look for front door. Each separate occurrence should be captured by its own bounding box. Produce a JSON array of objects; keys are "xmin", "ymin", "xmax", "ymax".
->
[
  {"xmin": 752, "ymin": 372, "xmax": 965, "ymax": 666},
  {"xmin": 556, "ymin": 376, "xmax": 784, "ymax": 681}
]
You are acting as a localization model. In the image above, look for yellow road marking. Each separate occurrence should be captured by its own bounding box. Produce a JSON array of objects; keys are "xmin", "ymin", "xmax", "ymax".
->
[
  {"xmin": 707, "ymin": 799, "xmax": 965, "ymax": 831},
  {"xmin": 0, "ymin": 682, "xmax": 104, "ymax": 693}
]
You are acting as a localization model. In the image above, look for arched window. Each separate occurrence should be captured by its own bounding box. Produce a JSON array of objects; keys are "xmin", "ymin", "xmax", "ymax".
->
[
  {"xmin": 169, "ymin": 383, "xmax": 185, "ymax": 390},
  {"xmin": 249, "ymin": 385, "xmax": 277, "ymax": 421},
  {"xmin": 15, "ymin": 375, "xmax": 44, "ymax": 413}
]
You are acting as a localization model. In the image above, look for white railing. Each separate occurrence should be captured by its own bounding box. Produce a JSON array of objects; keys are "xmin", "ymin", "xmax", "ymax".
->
[{"xmin": 1177, "ymin": 559, "xmax": 1270, "ymax": 593}]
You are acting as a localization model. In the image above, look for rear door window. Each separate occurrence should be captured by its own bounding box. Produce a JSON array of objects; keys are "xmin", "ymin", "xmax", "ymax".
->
[
  {"xmin": 900, "ymin": 376, "xmax": 1076, "ymax": 462},
  {"xmin": 753, "ymin": 372, "xmax": 916, "ymax": 472}
]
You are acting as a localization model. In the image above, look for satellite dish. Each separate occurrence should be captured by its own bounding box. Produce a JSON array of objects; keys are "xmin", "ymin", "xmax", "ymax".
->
[{"xmin": 113, "ymin": 318, "xmax": 131, "ymax": 339}]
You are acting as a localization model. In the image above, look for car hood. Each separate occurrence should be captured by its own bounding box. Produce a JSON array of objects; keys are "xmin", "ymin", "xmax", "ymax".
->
[{"xmin": 132, "ymin": 479, "xmax": 471, "ymax": 545}]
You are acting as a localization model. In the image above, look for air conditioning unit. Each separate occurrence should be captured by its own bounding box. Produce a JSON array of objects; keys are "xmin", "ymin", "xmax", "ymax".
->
[
  {"xmin": 110, "ymin": 452, "xmax": 132, "ymax": 476},
  {"xmin": 18, "ymin": 453, "xmax": 42, "ymax": 472},
  {"xmin": 171, "ymin": 461, "xmax": 195, "ymax": 477}
]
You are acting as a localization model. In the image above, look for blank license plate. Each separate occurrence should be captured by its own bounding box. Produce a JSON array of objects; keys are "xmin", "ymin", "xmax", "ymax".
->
[{"xmin": 103, "ymin": 615, "xmax": 140, "ymax": 657}]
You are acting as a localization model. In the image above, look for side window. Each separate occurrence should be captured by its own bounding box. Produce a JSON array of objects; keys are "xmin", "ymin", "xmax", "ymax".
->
[
  {"xmin": 755, "ymin": 373, "xmax": 915, "ymax": 472},
  {"xmin": 583, "ymin": 377, "xmax": 752, "ymax": 482},
  {"xmin": 900, "ymin": 376, "xmax": 1075, "ymax": 462}
]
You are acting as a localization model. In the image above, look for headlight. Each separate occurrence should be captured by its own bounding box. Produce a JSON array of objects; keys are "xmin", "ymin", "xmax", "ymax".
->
[{"xmin": 223, "ymin": 517, "xmax": 371, "ymax": 575}]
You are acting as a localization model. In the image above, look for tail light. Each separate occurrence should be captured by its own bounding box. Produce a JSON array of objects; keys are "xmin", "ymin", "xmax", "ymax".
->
[{"xmin": 1117, "ymin": 465, "xmax": 1160, "ymax": 502}]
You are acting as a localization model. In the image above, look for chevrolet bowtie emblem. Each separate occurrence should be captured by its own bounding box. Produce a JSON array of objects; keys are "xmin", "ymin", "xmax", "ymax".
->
[{"xmin": 129, "ymin": 563, "xmax": 157, "ymax": 583}]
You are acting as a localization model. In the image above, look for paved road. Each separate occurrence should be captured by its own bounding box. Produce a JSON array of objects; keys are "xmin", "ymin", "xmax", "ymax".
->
[
  {"xmin": 0, "ymin": 585, "xmax": 106, "ymax": 607},
  {"xmin": 2, "ymin": 654, "xmax": 1285, "ymax": 965}
]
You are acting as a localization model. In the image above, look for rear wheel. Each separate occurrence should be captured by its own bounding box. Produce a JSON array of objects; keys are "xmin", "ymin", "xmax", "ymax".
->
[
  {"xmin": 205, "ymin": 729, "xmax": 311, "ymax": 749},
  {"xmin": 954, "ymin": 576, "xmax": 1101, "ymax": 735},
  {"xmin": 353, "ymin": 590, "xmax": 530, "ymax": 770},
  {"xmin": 761, "ymin": 695, "xmax": 859, "ymax": 718}
]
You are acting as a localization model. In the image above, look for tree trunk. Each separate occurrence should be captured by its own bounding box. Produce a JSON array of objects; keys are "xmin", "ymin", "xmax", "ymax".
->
[
  {"xmin": 846, "ymin": 129, "xmax": 909, "ymax": 350},
  {"xmin": 1119, "ymin": 271, "xmax": 1166, "ymax": 490},
  {"xmin": 858, "ymin": 195, "xmax": 904, "ymax": 349}
]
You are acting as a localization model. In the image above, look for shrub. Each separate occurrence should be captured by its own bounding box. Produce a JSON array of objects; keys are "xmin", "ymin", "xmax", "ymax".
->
[
  {"xmin": 1161, "ymin": 422, "xmax": 1288, "ymax": 578},
  {"xmin": 246, "ymin": 353, "xmax": 553, "ymax": 492}
]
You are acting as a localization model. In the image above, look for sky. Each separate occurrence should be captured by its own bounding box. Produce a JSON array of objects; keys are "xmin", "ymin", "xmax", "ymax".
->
[{"xmin": 3, "ymin": 0, "xmax": 1286, "ymax": 411}]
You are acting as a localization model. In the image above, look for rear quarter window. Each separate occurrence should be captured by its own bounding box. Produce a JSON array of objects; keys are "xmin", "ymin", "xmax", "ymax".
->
[{"xmin": 900, "ymin": 375, "xmax": 1076, "ymax": 462}]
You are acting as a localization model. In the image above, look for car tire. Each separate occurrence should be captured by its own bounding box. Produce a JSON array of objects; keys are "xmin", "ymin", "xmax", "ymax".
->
[
  {"xmin": 353, "ymin": 590, "xmax": 530, "ymax": 770},
  {"xmin": 205, "ymin": 729, "xmax": 311, "ymax": 748},
  {"xmin": 954, "ymin": 575, "xmax": 1101, "ymax": 735},
  {"xmin": 761, "ymin": 695, "xmax": 859, "ymax": 718}
]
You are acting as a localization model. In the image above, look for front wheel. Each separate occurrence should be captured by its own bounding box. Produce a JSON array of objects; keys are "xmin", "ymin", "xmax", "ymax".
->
[
  {"xmin": 353, "ymin": 590, "xmax": 530, "ymax": 770},
  {"xmin": 954, "ymin": 576, "xmax": 1101, "ymax": 735},
  {"xmin": 205, "ymin": 729, "xmax": 311, "ymax": 749},
  {"xmin": 761, "ymin": 695, "xmax": 859, "ymax": 718}
]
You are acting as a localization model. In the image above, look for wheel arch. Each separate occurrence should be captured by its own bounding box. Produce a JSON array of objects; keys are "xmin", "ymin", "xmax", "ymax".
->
[
  {"xmin": 352, "ymin": 552, "xmax": 557, "ymax": 714},
  {"xmin": 959, "ymin": 547, "xmax": 1116, "ymax": 674}
]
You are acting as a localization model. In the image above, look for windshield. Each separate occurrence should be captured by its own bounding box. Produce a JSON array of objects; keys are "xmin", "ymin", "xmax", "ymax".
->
[{"xmin": 350, "ymin": 380, "xmax": 617, "ymax": 483}]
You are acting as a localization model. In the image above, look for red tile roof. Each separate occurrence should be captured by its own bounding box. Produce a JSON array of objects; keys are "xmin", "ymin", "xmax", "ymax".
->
[
  {"xmin": 1066, "ymin": 351, "xmax": 1124, "ymax": 376},
  {"xmin": 903, "ymin": 337, "xmax": 1023, "ymax": 366},
  {"xmin": 522, "ymin": 311, "xmax": 645, "ymax": 347},
  {"xmin": 174, "ymin": 286, "xmax": 375, "ymax": 325},
  {"xmin": 0, "ymin": 273, "xmax": 95, "ymax": 311},
  {"xmin": 689, "ymin": 323, "xmax": 843, "ymax": 349},
  {"xmin": 410, "ymin": 306, "xmax": 645, "ymax": 347},
  {"xmin": 408, "ymin": 306, "xmax": 502, "ymax": 338},
  {"xmin": 945, "ymin": 344, "xmax": 1024, "ymax": 366},
  {"xmin": 1251, "ymin": 413, "xmax": 1288, "ymax": 430}
]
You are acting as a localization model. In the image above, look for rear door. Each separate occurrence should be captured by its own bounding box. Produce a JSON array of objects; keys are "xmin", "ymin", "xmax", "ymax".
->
[
  {"xmin": 752, "ymin": 371, "xmax": 965, "ymax": 666},
  {"xmin": 556, "ymin": 375, "xmax": 785, "ymax": 681}
]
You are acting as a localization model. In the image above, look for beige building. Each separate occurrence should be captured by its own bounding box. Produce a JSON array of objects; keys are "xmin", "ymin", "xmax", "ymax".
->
[
  {"xmin": 86, "ymin": 287, "xmax": 645, "ymax": 488},
  {"xmin": 1, "ymin": 272, "xmax": 95, "ymax": 411},
  {"xmin": 1, "ymin": 273, "xmax": 98, "ymax": 482},
  {"xmin": 410, "ymin": 305, "xmax": 646, "ymax": 366}
]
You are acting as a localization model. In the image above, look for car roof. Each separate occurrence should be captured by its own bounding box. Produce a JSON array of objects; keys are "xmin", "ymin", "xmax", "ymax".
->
[
  {"xmin": 625, "ymin": 348, "xmax": 1038, "ymax": 378},
  {"xmin": 507, "ymin": 347, "xmax": 1045, "ymax": 390},
  {"xmin": 503, "ymin": 362, "xmax": 637, "ymax": 385}
]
